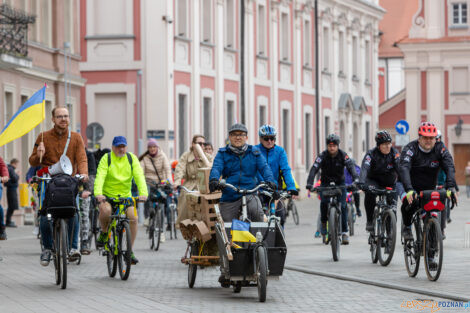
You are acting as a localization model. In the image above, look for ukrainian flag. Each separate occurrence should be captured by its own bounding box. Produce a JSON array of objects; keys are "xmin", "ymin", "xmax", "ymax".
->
[
  {"xmin": 0, "ymin": 86, "xmax": 46, "ymax": 146},
  {"xmin": 231, "ymin": 219, "xmax": 257, "ymax": 243}
]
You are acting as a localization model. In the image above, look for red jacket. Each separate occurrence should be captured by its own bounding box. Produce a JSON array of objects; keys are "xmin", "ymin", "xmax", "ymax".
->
[{"xmin": 0, "ymin": 157, "xmax": 9, "ymax": 177}]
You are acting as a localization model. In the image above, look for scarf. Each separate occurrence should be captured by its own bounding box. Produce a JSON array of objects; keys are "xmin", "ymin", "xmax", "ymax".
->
[{"xmin": 228, "ymin": 143, "xmax": 248, "ymax": 155}]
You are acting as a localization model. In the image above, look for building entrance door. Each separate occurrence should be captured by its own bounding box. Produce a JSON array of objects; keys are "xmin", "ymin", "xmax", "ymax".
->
[{"xmin": 453, "ymin": 144, "xmax": 470, "ymax": 185}]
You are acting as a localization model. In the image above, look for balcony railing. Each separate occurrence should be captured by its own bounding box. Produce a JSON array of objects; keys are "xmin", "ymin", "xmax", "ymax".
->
[{"xmin": 0, "ymin": 4, "xmax": 35, "ymax": 58}]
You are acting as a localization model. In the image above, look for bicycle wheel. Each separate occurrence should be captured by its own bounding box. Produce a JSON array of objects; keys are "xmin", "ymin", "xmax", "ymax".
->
[
  {"xmin": 59, "ymin": 219, "xmax": 68, "ymax": 289},
  {"xmin": 118, "ymin": 221, "xmax": 132, "ymax": 280},
  {"xmin": 378, "ymin": 210, "xmax": 397, "ymax": 266},
  {"xmin": 107, "ymin": 227, "xmax": 118, "ymax": 278},
  {"xmin": 154, "ymin": 205, "xmax": 163, "ymax": 251},
  {"xmin": 256, "ymin": 245, "xmax": 267, "ymax": 302},
  {"xmin": 148, "ymin": 214, "xmax": 155, "ymax": 249},
  {"xmin": 370, "ymin": 215, "xmax": 379, "ymax": 264},
  {"xmin": 188, "ymin": 241, "xmax": 198, "ymax": 288},
  {"xmin": 404, "ymin": 219, "xmax": 421, "ymax": 277},
  {"xmin": 172, "ymin": 205, "xmax": 178, "ymax": 239},
  {"xmin": 53, "ymin": 222, "xmax": 61, "ymax": 285},
  {"xmin": 329, "ymin": 206, "xmax": 340, "ymax": 261},
  {"xmin": 423, "ymin": 217, "xmax": 443, "ymax": 281},
  {"xmin": 348, "ymin": 204, "xmax": 354, "ymax": 236},
  {"xmin": 289, "ymin": 200, "xmax": 300, "ymax": 225}
]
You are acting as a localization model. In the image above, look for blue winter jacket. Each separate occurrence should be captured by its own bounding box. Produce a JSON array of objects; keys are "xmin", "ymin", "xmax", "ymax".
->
[
  {"xmin": 209, "ymin": 145, "xmax": 276, "ymax": 202},
  {"xmin": 255, "ymin": 144, "xmax": 296, "ymax": 191},
  {"xmin": 344, "ymin": 164, "xmax": 360, "ymax": 185}
]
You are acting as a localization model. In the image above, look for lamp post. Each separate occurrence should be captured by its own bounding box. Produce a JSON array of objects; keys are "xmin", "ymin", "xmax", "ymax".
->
[{"xmin": 314, "ymin": 0, "xmax": 320, "ymax": 154}]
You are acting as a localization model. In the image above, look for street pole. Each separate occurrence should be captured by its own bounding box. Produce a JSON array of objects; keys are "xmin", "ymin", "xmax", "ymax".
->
[
  {"xmin": 240, "ymin": 0, "xmax": 245, "ymax": 124},
  {"xmin": 314, "ymin": 0, "xmax": 320, "ymax": 154},
  {"xmin": 137, "ymin": 70, "xmax": 143, "ymax": 155}
]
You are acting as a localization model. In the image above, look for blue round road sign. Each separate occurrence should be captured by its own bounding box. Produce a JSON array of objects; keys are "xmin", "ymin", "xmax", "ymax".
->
[{"xmin": 395, "ymin": 120, "xmax": 409, "ymax": 135}]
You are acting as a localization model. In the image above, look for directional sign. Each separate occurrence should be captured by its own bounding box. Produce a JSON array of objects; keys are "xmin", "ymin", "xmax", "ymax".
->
[
  {"xmin": 395, "ymin": 120, "xmax": 409, "ymax": 135},
  {"xmin": 86, "ymin": 122, "xmax": 104, "ymax": 142}
]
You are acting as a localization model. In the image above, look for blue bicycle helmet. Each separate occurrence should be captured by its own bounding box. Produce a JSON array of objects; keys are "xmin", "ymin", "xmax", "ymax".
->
[{"xmin": 259, "ymin": 124, "xmax": 277, "ymax": 137}]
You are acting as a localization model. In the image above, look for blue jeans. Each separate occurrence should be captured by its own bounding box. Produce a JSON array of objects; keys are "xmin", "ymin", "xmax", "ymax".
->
[
  {"xmin": 40, "ymin": 214, "xmax": 79, "ymax": 250},
  {"xmin": 320, "ymin": 185, "xmax": 348, "ymax": 233}
]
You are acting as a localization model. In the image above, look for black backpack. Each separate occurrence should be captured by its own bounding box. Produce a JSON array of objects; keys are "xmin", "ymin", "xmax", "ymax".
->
[{"xmin": 43, "ymin": 174, "xmax": 79, "ymax": 217}]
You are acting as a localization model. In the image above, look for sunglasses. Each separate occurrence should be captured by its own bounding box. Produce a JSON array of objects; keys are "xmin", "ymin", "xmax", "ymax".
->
[{"xmin": 262, "ymin": 137, "xmax": 276, "ymax": 142}]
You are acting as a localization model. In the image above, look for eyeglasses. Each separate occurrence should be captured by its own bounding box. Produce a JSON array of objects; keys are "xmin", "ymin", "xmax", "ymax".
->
[
  {"xmin": 195, "ymin": 142, "xmax": 205, "ymax": 146},
  {"xmin": 55, "ymin": 115, "xmax": 69, "ymax": 119},
  {"xmin": 230, "ymin": 133, "xmax": 246, "ymax": 138},
  {"xmin": 262, "ymin": 137, "xmax": 276, "ymax": 142}
]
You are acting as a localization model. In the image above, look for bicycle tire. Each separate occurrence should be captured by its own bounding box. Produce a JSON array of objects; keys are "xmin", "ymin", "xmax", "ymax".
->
[
  {"xmin": 60, "ymin": 219, "xmax": 68, "ymax": 289},
  {"xmin": 378, "ymin": 210, "xmax": 396, "ymax": 266},
  {"xmin": 107, "ymin": 227, "xmax": 118, "ymax": 277},
  {"xmin": 423, "ymin": 217, "xmax": 443, "ymax": 281},
  {"xmin": 188, "ymin": 241, "xmax": 198, "ymax": 288},
  {"xmin": 118, "ymin": 221, "xmax": 132, "ymax": 280},
  {"xmin": 154, "ymin": 204, "xmax": 163, "ymax": 251},
  {"xmin": 172, "ymin": 205, "xmax": 178, "ymax": 239},
  {"xmin": 371, "ymin": 214, "xmax": 379, "ymax": 264},
  {"xmin": 289, "ymin": 200, "xmax": 300, "ymax": 225},
  {"xmin": 404, "ymin": 219, "xmax": 421, "ymax": 277},
  {"xmin": 54, "ymin": 221, "xmax": 61, "ymax": 285},
  {"xmin": 148, "ymin": 214, "xmax": 155, "ymax": 250},
  {"xmin": 348, "ymin": 204, "xmax": 354, "ymax": 236},
  {"xmin": 256, "ymin": 245, "xmax": 267, "ymax": 302},
  {"xmin": 329, "ymin": 206, "xmax": 340, "ymax": 261}
]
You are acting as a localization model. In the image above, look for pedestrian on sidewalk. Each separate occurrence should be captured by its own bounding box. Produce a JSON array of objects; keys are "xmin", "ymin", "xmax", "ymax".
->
[
  {"xmin": 0, "ymin": 156, "xmax": 10, "ymax": 240},
  {"xmin": 5, "ymin": 158, "xmax": 20, "ymax": 228},
  {"xmin": 466, "ymin": 161, "xmax": 470, "ymax": 198}
]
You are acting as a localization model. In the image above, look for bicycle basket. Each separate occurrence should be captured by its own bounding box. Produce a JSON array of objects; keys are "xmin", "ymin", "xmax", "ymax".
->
[
  {"xmin": 420, "ymin": 190, "xmax": 446, "ymax": 212},
  {"xmin": 322, "ymin": 189, "xmax": 342, "ymax": 197}
]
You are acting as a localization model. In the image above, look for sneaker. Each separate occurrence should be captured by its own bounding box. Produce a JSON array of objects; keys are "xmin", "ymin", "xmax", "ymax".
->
[
  {"xmin": 366, "ymin": 222, "xmax": 374, "ymax": 232},
  {"xmin": 32, "ymin": 226, "xmax": 39, "ymax": 236},
  {"xmin": 5, "ymin": 221, "xmax": 17, "ymax": 228},
  {"xmin": 320, "ymin": 222, "xmax": 327, "ymax": 235},
  {"xmin": 447, "ymin": 218, "xmax": 452, "ymax": 224},
  {"xmin": 160, "ymin": 233, "xmax": 166, "ymax": 243},
  {"xmin": 427, "ymin": 258, "xmax": 438, "ymax": 271},
  {"xmin": 69, "ymin": 248, "xmax": 81, "ymax": 261},
  {"xmin": 0, "ymin": 232, "xmax": 7, "ymax": 240},
  {"xmin": 143, "ymin": 218, "xmax": 150, "ymax": 227},
  {"xmin": 342, "ymin": 233, "xmax": 350, "ymax": 245},
  {"xmin": 131, "ymin": 253, "xmax": 139, "ymax": 265},
  {"xmin": 96, "ymin": 232, "xmax": 107, "ymax": 248},
  {"xmin": 403, "ymin": 226, "xmax": 413, "ymax": 241},
  {"xmin": 442, "ymin": 230, "xmax": 446, "ymax": 240},
  {"xmin": 81, "ymin": 242, "xmax": 91, "ymax": 255},
  {"xmin": 314, "ymin": 231, "xmax": 321, "ymax": 238},
  {"xmin": 40, "ymin": 249, "xmax": 52, "ymax": 266},
  {"xmin": 218, "ymin": 274, "xmax": 230, "ymax": 288},
  {"xmin": 356, "ymin": 209, "xmax": 362, "ymax": 217}
]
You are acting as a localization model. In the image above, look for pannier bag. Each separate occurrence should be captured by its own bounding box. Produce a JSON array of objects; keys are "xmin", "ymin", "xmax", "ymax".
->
[
  {"xmin": 420, "ymin": 190, "xmax": 447, "ymax": 212},
  {"xmin": 44, "ymin": 174, "xmax": 79, "ymax": 218}
]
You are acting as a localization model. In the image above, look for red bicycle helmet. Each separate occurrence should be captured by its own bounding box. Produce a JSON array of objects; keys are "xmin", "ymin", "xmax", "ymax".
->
[{"xmin": 418, "ymin": 122, "xmax": 437, "ymax": 137}]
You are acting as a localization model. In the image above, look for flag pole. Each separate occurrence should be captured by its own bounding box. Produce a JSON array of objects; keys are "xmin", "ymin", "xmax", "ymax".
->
[{"xmin": 39, "ymin": 83, "xmax": 47, "ymax": 164}]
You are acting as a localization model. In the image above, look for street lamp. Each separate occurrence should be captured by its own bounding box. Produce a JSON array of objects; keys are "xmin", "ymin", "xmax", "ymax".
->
[{"xmin": 455, "ymin": 117, "xmax": 463, "ymax": 137}]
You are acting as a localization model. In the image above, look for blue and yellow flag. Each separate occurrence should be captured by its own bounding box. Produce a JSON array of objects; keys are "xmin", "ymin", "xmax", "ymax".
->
[
  {"xmin": 231, "ymin": 219, "xmax": 257, "ymax": 243},
  {"xmin": 0, "ymin": 86, "xmax": 46, "ymax": 146}
]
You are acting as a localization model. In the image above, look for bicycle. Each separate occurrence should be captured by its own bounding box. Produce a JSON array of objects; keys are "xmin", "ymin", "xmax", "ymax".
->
[
  {"xmin": 402, "ymin": 188, "xmax": 456, "ymax": 281},
  {"xmin": 147, "ymin": 182, "xmax": 173, "ymax": 250},
  {"xmin": 364, "ymin": 186, "xmax": 397, "ymax": 266},
  {"xmin": 346, "ymin": 190, "xmax": 358, "ymax": 236},
  {"xmin": 88, "ymin": 196, "xmax": 100, "ymax": 250},
  {"xmin": 100, "ymin": 196, "xmax": 138, "ymax": 280},
  {"xmin": 312, "ymin": 183, "xmax": 346, "ymax": 262},
  {"xmin": 167, "ymin": 190, "xmax": 178, "ymax": 240},
  {"xmin": 285, "ymin": 196, "xmax": 299, "ymax": 225}
]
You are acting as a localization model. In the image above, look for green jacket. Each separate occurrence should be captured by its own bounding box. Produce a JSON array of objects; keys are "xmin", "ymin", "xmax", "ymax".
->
[{"xmin": 94, "ymin": 151, "xmax": 148, "ymax": 198}]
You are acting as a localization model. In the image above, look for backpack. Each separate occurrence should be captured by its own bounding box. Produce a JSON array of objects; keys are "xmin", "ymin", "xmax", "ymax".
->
[
  {"xmin": 43, "ymin": 174, "xmax": 79, "ymax": 218},
  {"xmin": 107, "ymin": 152, "xmax": 138, "ymax": 196}
]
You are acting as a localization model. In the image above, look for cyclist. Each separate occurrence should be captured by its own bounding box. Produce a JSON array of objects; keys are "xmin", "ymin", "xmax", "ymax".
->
[
  {"xmin": 359, "ymin": 130, "xmax": 400, "ymax": 231},
  {"xmin": 139, "ymin": 138, "xmax": 173, "ymax": 241},
  {"xmin": 255, "ymin": 124, "xmax": 298, "ymax": 226},
  {"xmin": 203, "ymin": 142, "xmax": 214, "ymax": 156},
  {"xmin": 344, "ymin": 159, "xmax": 362, "ymax": 217},
  {"xmin": 209, "ymin": 123, "xmax": 277, "ymax": 222},
  {"xmin": 29, "ymin": 107, "xmax": 88, "ymax": 266},
  {"xmin": 306, "ymin": 134, "xmax": 359, "ymax": 245},
  {"xmin": 79, "ymin": 148, "xmax": 97, "ymax": 254},
  {"xmin": 399, "ymin": 122, "xmax": 457, "ymax": 241},
  {"xmin": 94, "ymin": 136, "xmax": 148, "ymax": 264}
]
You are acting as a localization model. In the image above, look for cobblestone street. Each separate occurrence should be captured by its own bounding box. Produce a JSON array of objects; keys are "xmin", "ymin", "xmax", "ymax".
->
[{"xmin": 0, "ymin": 193, "xmax": 469, "ymax": 312}]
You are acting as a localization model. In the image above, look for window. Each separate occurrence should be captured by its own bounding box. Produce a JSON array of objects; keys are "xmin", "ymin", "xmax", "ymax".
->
[
  {"xmin": 305, "ymin": 113, "xmax": 312, "ymax": 170},
  {"xmin": 29, "ymin": 0, "xmax": 38, "ymax": 41},
  {"xmin": 282, "ymin": 109, "xmax": 290, "ymax": 154},
  {"xmin": 95, "ymin": 0, "xmax": 126, "ymax": 35},
  {"xmin": 324, "ymin": 116, "xmax": 330, "ymax": 138},
  {"xmin": 365, "ymin": 40, "xmax": 370, "ymax": 83},
  {"xmin": 365, "ymin": 121, "xmax": 370, "ymax": 151},
  {"xmin": 202, "ymin": 0, "xmax": 211, "ymax": 42},
  {"xmin": 453, "ymin": 3, "xmax": 468, "ymax": 25},
  {"xmin": 4, "ymin": 92, "xmax": 14, "ymax": 162},
  {"xmin": 178, "ymin": 94, "xmax": 188, "ymax": 155},
  {"xmin": 225, "ymin": 0, "xmax": 235, "ymax": 47},
  {"xmin": 177, "ymin": 0, "xmax": 188, "ymax": 37},
  {"xmin": 339, "ymin": 31, "xmax": 344, "ymax": 74},
  {"xmin": 304, "ymin": 20, "xmax": 311, "ymax": 66},
  {"xmin": 203, "ymin": 97, "xmax": 212, "ymax": 141},
  {"xmin": 452, "ymin": 67, "xmax": 468, "ymax": 92},
  {"xmin": 40, "ymin": 0, "xmax": 51, "ymax": 46},
  {"xmin": 322, "ymin": 27, "xmax": 329, "ymax": 71},
  {"xmin": 281, "ymin": 12, "xmax": 289, "ymax": 60},
  {"xmin": 259, "ymin": 105, "xmax": 267, "ymax": 127},
  {"xmin": 227, "ymin": 100, "xmax": 235, "ymax": 133},
  {"xmin": 352, "ymin": 36, "xmax": 358, "ymax": 78},
  {"xmin": 258, "ymin": 4, "xmax": 266, "ymax": 55}
]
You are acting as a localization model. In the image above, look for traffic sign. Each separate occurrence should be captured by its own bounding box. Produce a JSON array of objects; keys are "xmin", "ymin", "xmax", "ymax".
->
[
  {"xmin": 86, "ymin": 122, "xmax": 104, "ymax": 143},
  {"xmin": 395, "ymin": 120, "xmax": 409, "ymax": 135},
  {"xmin": 395, "ymin": 134, "xmax": 409, "ymax": 146}
]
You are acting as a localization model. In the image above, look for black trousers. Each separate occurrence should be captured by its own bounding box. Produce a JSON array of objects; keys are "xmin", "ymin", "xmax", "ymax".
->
[
  {"xmin": 6, "ymin": 188, "xmax": 19, "ymax": 224},
  {"xmin": 364, "ymin": 180, "xmax": 397, "ymax": 224}
]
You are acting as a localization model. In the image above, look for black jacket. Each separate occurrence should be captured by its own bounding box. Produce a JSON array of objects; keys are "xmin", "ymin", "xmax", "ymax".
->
[
  {"xmin": 5, "ymin": 164, "xmax": 19, "ymax": 188},
  {"xmin": 360, "ymin": 147, "xmax": 400, "ymax": 187},
  {"xmin": 399, "ymin": 140, "xmax": 456, "ymax": 192},
  {"xmin": 307, "ymin": 149, "xmax": 358, "ymax": 186}
]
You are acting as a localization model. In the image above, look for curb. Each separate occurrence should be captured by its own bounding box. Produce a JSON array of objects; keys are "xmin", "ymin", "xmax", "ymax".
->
[{"xmin": 285, "ymin": 265, "xmax": 470, "ymax": 302}]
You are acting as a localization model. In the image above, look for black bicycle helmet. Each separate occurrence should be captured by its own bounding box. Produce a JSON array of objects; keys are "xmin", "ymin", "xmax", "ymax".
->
[
  {"xmin": 375, "ymin": 130, "xmax": 392, "ymax": 145},
  {"xmin": 326, "ymin": 134, "xmax": 340, "ymax": 145}
]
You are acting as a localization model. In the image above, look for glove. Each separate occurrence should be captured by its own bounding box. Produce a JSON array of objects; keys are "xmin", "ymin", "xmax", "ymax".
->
[
  {"xmin": 209, "ymin": 180, "xmax": 220, "ymax": 193},
  {"xmin": 306, "ymin": 184, "xmax": 313, "ymax": 191},
  {"xmin": 288, "ymin": 189, "xmax": 299, "ymax": 196},
  {"xmin": 266, "ymin": 181, "xmax": 277, "ymax": 190},
  {"xmin": 405, "ymin": 190, "xmax": 416, "ymax": 204}
]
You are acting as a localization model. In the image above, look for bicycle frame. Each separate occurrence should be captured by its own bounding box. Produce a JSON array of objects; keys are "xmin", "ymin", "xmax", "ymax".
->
[{"xmin": 104, "ymin": 198, "xmax": 134, "ymax": 256}]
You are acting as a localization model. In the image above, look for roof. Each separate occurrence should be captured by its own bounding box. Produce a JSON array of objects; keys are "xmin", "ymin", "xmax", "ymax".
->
[
  {"xmin": 398, "ymin": 35, "xmax": 470, "ymax": 44},
  {"xmin": 353, "ymin": 96, "xmax": 368, "ymax": 112},
  {"xmin": 338, "ymin": 93, "xmax": 353, "ymax": 110},
  {"xmin": 379, "ymin": 0, "xmax": 418, "ymax": 58}
]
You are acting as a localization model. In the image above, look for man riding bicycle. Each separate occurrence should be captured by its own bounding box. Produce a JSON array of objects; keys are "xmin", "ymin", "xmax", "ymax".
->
[
  {"xmin": 209, "ymin": 123, "xmax": 277, "ymax": 222},
  {"xmin": 399, "ymin": 122, "xmax": 457, "ymax": 241},
  {"xmin": 306, "ymin": 134, "xmax": 359, "ymax": 244},
  {"xmin": 94, "ymin": 136, "xmax": 148, "ymax": 264},
  {"xmin": 360, "ymin": 130, "xmax": 401, "ymax": 232},
  {"xmin": 255, "ymin": 124, "xmax": 298, "ymax": 227}
]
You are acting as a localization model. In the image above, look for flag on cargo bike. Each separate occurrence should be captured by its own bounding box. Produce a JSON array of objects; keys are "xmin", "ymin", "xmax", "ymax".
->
[
  {"xmin": 0, "ymin": 85, "xmax": 46, "ymax": 146},
  {"xmin": 231, "ymin": 219, "xmax": 257, "ymax": 243}
]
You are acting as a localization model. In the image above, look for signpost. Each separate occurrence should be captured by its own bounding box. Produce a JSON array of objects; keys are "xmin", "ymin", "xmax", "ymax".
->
[
  {"xmin": 395, "ymin": 120, "xmax": 410, "ymax": 147},
  {"xmin": 86, "ymin": 122, "xmax": 104, "ymax": 150}
]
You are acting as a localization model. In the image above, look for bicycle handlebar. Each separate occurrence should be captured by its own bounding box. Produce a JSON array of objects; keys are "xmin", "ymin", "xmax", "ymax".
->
[{"xmin": 219, "ymin": 180, "xmax": 267, "ymax": 195}]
